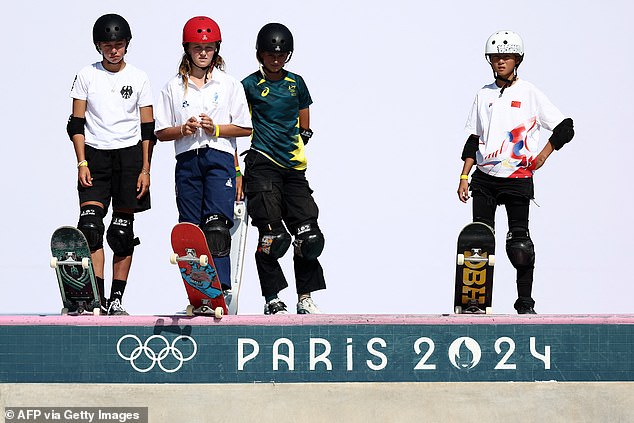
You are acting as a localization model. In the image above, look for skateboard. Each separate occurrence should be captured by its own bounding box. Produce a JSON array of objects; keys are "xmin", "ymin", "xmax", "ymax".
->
[
  {"xmin": 454, "ymin": 222, "xmax": 496, "ymax": 314},
  {"xmin": 228, "ymin": 201, "xmax": 249, "ymax": 315},
  {"xmin": 50, "ymin": 226, "xmax": 101, "ymax": 315},
  {"xmin": 170, "ymin": 222, "xmax": 227, "ymax": 318}
]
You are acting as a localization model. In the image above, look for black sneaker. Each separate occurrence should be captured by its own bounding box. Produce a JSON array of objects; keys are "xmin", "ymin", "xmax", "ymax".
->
[
  {"xmin": 264, "ymin": 298, "xmax": 288, "ymax": 315},
  {"xmin": 514, "ymin": 297, "xmax": 537, "ymax": 314}
]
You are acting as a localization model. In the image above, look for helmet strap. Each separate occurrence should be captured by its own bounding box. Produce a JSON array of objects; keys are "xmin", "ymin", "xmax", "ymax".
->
[
  {"xmin": 494, "ymin": 67, "xmax": 518, "ymax": 96},
  {"xmin": 259, "ymin": 63, "xmax": 286, "ymax": 80}
]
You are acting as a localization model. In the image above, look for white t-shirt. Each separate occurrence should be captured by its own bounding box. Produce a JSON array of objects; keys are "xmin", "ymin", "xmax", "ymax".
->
[
  {"xmin": 465, "ymin": 79, "xmax": 565, "ymax": 178},
  {"xmin": 155, "ymin": 69, "xmax": 252, "ymax": 157},
  {"xmin": 70, "ymin": 62, "xmax": 153, "ymax": 150}
]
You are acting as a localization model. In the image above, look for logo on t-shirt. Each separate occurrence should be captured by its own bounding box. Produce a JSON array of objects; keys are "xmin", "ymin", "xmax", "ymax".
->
[
  {"xmin": 511, "ymin": 101, "xmax": 521, "ymax": 108},
  {"xmin": 120, "ymin": 86, "xmax": 133, "ymax": 99}
]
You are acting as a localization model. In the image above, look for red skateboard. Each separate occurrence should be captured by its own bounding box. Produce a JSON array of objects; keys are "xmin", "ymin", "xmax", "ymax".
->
[{"xmin": 170, "ymin": 222, "xmax": 227, "ymax": 318}]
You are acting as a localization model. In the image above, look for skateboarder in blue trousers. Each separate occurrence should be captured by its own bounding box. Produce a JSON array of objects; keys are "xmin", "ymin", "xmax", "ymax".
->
[
  {"xmin": 67, "ymin": 14, "xmax": 155, "ymax": 315},
  {"xmin": 155, "ymin": 16, "xmax": 252, "ymax": 306},
  {"xmin": 242, "ymin": 23, "xmax": 326, "ymax": 315},
  {"xmin": 457, "ymin": 30, "xmax": 574, "ymax": 314}
]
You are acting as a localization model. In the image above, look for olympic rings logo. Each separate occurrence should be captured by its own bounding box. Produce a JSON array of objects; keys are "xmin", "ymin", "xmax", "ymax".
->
[{"xmin": 116, "ymin": 334, "xmax": 197, "ymax": 373}]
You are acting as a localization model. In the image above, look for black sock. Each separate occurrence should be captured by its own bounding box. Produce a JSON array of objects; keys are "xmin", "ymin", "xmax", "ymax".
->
[
  {"xmin": 96, "ymin": 277, "xmax": 106, "ymax": 306},
  {"xmin": 110, "ymin": 279, "xmax": 127, "ymax": 302}
]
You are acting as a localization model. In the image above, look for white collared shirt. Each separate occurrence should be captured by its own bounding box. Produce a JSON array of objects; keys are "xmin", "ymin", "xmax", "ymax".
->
[{"xmin": 155, "ymin": 69, "xmax": 252, "ymax": 156}]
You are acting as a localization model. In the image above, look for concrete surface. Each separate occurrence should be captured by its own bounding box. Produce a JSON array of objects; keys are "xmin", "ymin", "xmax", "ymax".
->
[{"xmin": 1, "ymin": 382, "xmax": 632, "ymax": 423}]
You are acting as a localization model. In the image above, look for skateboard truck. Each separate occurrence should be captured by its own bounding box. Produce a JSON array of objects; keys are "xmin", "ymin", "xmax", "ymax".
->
[
  {"xmin": 456, "ymin": 248, "xmax": 495, "ymax": 266},
  {"xmin": 50, "ymin": 252, "xmax": 91, "ymax": 270},
  {"xmin": 185, "ymin": 298, "xmax": 223, "ymax": 319},
  {"xmin": 170, "ymin": 248, "xmax": 209, "ymax": 267}
]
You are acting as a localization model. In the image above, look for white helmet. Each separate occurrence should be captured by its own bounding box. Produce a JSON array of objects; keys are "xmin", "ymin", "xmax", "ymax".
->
[{"xmin": 485, "ymin": 30, "xmax": 524, "ymax": 57}]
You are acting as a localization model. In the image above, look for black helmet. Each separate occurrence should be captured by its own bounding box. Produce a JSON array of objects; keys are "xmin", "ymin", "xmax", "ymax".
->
[
  {"xmin": 256, "ymin": 23, "xmax": 293, "ymax": 53},
  {"xmin": 93, "ymin": 14, "xmax": 132, "ymax": 50}
]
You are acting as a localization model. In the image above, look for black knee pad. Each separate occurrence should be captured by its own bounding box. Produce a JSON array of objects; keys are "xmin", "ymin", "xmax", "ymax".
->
[
  {"xmin": 202, "ymin": 214, "xmax": 232, "ymax": 257},
  {"xmin": 77, "ymin": 205, "xmax": 105, "ymax": 252},
  {"xmin": 106, "ymin": 213, "xmax": 139, "ymax": 257},
  {"xmin": 293, "ymin": 221, "xmax": 325, "ymax": 260},
  {"xmin": 257, "ymin": 221, "xmax": 291, "ymax": 259},
  {"xmin": 506, "ymin": 230, "xmax": 535, "ymax": 268}
]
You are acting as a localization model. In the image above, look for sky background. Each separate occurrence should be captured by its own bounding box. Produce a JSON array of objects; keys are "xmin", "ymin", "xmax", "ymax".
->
[{"xmin": 1, "ymin": 0, "xmax": 632, "ymax": 315}]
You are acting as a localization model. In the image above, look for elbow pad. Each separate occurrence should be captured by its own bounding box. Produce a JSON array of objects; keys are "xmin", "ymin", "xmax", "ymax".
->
[
  {"xmin": 461, "ymin": 134, "xmax": 479, "ymax": 161},
  {"xmin": 66, "ymin": 115, "xmax": 86, "ymax": 141},
  {"xmin": 141, "ymin": 121, "xmax": 157, "ymax": 143},
  {"xmin": 549, "ymin": 118, "xmax": 574, "ymax": 150}
]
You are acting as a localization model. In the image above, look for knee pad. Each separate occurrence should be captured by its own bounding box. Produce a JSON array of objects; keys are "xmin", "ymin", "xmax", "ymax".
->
[
  {"xmin": 293, "ymin": 222, "xmax": 325, "ymax": 260},
  {"xmin": 202, "ymin": 214, "xmax": 232, "ymax": 257},
  {"xmin": 257, "ymin": 221, "xmax": 291, "ymax": 259},
  {"xmin": 106, "ymin": 213, "xmax": 140, "ymax": 257},
  {"xmin": 506, "ymin": 231, "xmax": 535, "ymax": 268},
  {"xmin": 77, "ymin": 205, "xmax": 105, "ymax": 252}
]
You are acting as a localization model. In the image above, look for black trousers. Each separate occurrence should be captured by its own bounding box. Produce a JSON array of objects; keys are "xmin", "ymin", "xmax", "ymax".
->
[
  {"xmin": 470, "ymin": 169, "xmax": 534, "ymax": 299},
  {"xmin": 244, "ymin": 151, "xmax": 326, "ymax": 298}
]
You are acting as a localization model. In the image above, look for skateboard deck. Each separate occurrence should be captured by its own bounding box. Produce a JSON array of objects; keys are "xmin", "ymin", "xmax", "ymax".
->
[
  {"xmin": 228, "ymin": 201, "xmax": 249, "ymax": 315},
  {"xmin": 170, "ymin": 222, "xmax": 227, "ymax": 318},
  {"xmin": 454, "ymin": 222, "xmax": 496, "ymax": 314},
  {"xmin": 50, "ymin": 226, "xmax": 101, "ymax": 315}
]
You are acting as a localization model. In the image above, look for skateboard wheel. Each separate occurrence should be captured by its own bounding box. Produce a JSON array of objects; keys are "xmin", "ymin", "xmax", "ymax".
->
[
  {"xmin": 186, "ymin": 304, "xmax": 195, "ymax": 316},
  {"xmin": 93, "ymin": 307, "xmax": 101, "ymax": 316},
  {"xmin": 81, "ymin": 257, "xmax": 90, "ymax": 269},
  {"xmin": 61, "ymin": 308, "xmax": 69, "ymax": 315},
  {"xmin": 454, "ymin": 306, "xmax": 462, "ymax": 314},
  {"xmin": 485, "ymin": 307, "xmax": 493, "ymax": 314},
  {"xmin": 214, "ymin": 307, "xmax": 224, "ymax": 319},
  {"xmin": 170, "ymin": 253, "xmax": 179, "ymax": 265},
  {"xmin": 457, "ymin": 254, "xmax": 464, "ymax": 266},
  {"xmin": 50, "ymin": 257, "xmax": 58, "ymax": 269},
  {"xmin": 488, "ymin": 254, "xmax": 495, "ymax": 266},
  {"xmin": 199, "ymin": 255, "xmax": 209, "ymax": 266}
]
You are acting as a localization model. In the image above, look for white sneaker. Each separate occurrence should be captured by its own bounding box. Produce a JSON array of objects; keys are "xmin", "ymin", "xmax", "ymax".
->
[
  {"xmin": 297, "ymin": 297, "xmax": 321, "ymax": 314},
  {"xmin": 107, "ymin": 298, "xmax": 129, "ymax": 316}
]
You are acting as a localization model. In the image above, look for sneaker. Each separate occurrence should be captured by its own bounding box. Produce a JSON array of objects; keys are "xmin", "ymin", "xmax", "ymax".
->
[
  {"xmin": 223, "ymin": 289, "xmax": 233, "ymax": 309},
  {"xmin": 514, "ymin": 297, "xmax": 537, "ymax": 315},
  {"xmin": 100, "ymin": 299, "xmax": 109, "ymax": 315},
  {"xmin": 297, "ymin": 297, "xmax": 321, "ymax": 314},
  {"xmin": 108, "ymin": 298, "xmax": 129, "ymax": 316},
  {"xmin": 517, "ymin": 305, "xmax": 537, "ymax": 314},
  {"xmin": 264, "ymin": 298, "xmax": 288, "ymax": 315}
]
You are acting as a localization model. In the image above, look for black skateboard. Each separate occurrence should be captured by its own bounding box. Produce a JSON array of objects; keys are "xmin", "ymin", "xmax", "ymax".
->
[{"xmin": 454, "ymin": 222, "xmax": 495, "ymax": 314}]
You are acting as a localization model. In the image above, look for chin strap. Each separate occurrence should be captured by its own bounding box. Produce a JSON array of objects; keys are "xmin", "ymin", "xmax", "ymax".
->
[{"xmin": 495, "ymin": 70, "xmax": 517, "ymax": 96}]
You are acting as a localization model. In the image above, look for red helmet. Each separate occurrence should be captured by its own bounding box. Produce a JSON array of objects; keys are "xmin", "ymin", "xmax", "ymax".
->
[{"xmin": 182, "ymin": 16, "xmax": 221, "ymax": 45}]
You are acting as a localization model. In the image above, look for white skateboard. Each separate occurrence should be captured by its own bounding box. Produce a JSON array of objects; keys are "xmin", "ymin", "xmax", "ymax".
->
[{"xmin": 228, "ymin": 201, "xmax": 249, "ymax": 314}]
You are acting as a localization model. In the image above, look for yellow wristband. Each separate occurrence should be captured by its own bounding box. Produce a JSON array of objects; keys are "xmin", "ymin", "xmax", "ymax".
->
[
  {"xmin": 460, "ymin": 174, "xmax": 469, "ymax": 180},
  {"xmin": 77, "ymin": 160, "xmax": 88, "ymax": 168},
  {"xmin": 215, "ymin": 124, "xmax": 220, "ymax": 137}
]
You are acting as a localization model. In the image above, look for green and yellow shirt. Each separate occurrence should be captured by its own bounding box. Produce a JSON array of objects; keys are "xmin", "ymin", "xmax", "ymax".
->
[{"xmin": 242, "ymin": 70, "xmax": 313, "ymax": 170}]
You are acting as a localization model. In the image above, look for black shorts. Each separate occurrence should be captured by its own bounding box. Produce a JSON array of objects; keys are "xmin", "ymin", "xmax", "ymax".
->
[
  {"xmin": 470, "ymin": 168, "xmax": 534, "ymax": 205},
  {"xmin": 244, "ymin": 150, "xmax": 319, "ymax": 232},
  {"xmin": 78, "ymin": 143, "xmax": 151, "ymax": 212}
]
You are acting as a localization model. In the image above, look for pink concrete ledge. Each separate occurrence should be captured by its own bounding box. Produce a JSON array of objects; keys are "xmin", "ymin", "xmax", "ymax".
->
[{"xmin": 0, "ymin": 314, "xmax": 633, "ymax": 327}]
